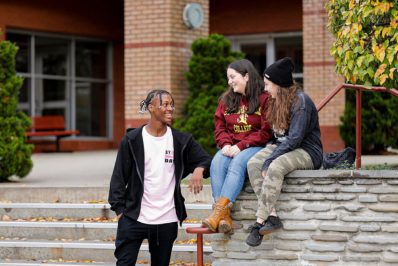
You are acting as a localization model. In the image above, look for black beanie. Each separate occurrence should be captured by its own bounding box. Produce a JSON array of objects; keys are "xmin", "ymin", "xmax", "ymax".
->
[{"xmin": 263, "ymin": 57, "xmax": 294, "ymax": 88}]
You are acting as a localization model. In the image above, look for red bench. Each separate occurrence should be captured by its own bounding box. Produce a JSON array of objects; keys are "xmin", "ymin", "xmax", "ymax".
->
[{"xmin": 26, "ymin": 116, "xmax": 80, "ymax": 152}]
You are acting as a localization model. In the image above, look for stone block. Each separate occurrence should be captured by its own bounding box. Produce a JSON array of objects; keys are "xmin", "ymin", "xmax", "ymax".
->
[
  {"xmin": 324, "ymin": 194, "xmax": 356, "ymax": 201},
  {"xmin": 305, "ymin": 242, "xmax": 345, "ymax": 252},
  {"xmin": 339, "ymin": 187, "xmax": 367, "ymax": 193},
  {"xmin": 275, "ymin": 204, "xmax": 298, "ymax": 212},
  {"xmin": 358, "ymin": 194, "xmax": 378, "ymax": 203},
  {"xmin": 368, "ymin": 187, "xmax": 398, "ymax": 194},
  {"xmin": 311, "ymin": 187, "xmax": 338, "ymax": 193},
  {"xmin": 359, "ymin": 224, "xmax": 380, "ymax": 232},
  {"xmin": 379, "ymin": 195, "xmax": 398, "ymax": 202},
  {"xmin": 226, "ymin": 251, "xmax": 257, "ymax": 260},
  {"xmin": 303, "ymin": 204, "xmax": 331, "ymax": 212},
  {"xmin": 210, "ymin": 233, "xmax": 231, "ymax": 241},
  {"xmin": 212, "ymin": 242, "xmax": 228, "ymax": 252},
  {"xmin": 382, "ymin": 226, "xmax": 398, "ymax": 232},
  {"xmin": 341, "ymin": 215, "xmax": 395, "ymax": 222},
  {"xmin": 387, "ymin": 180, "xmax": 398, "ymax": 185},
  {"xmin": 301, "ymin": 254, "xmax": 339, "ymax": 262},
  {"xmin": 226, "ymin": 240, "xmax": 250, "ymax": 252},
  {"xmin": 294, "ymin": 195, "xmax": 326, "ymax": 201},
  {"xmin": 390, "ymin": 246, "xmax": 398, "ymax": 253},
  {"xmin": 285, "ymin": 179, "xmax": 311, "ymax": 185},
  {"xmin": 334, "ymin": 204, "xmax": 364, "ymax": 212},
  {"xmin": 355, "ymin": 179, "xmax": 382, "ymax": 185},
  {"xmin": 282, "ymin": 186, "xmax": 310, "ymax": 193},
  {"xmin": 313, "ymin": 214, "xmax": 337, "ymax": 220},
  {"xmin": 253, "ymin": 241, "xmax": 274, "ymax": 250},
  {"xmin": 342, "ymin": 255, "xmax": 380, "ymax": 262},
  {"xmin": 257, "ymin": 253, "xmax": 299, "ymax": 260},
  {"xmin": 383, "ymin": 251, "xmax": 398, "ymax": 263},
  {"xmin": 311, "ymin": 179, "xmax": 335, "ymax": 185},
  {"xmin": 311, "ymin": 234, "xmax": 348, "ymax": 242},
  {"xmin": 283, "ymin": 222, "xmax": 318, "ymax": 231},
  {"xmin": 369, "ymin": 204, "xmax": 398, "ymax": 212},
  {"xmin": 347, "ymin": 243, "xmax": 383, "ymax": 252},
  {"xmin": 278, "ymin": 213, "xmax": 313, "ymax": 221},
  {"xmin": 277, "ymin": 194, "xmax": 291, "ymax": 201},
  {"xmin": 275, "ymin": 241, "xmax": 302, "ymax": 251},
  {"xmin": 274, "ymin": 233, "xmax": 310, "ymax": 241},
  {"xmin": 211, "ymin": 251, "xmax": 227, "ymax": 258},
  {"xmin": 232, "ymin": 210, "xmax": 255, "ymax": 221},
  {"xmin": 319, "ymin": 224, "xmax": 358, "ymax": 232},
  {"xmin": 338, "ymin": 180, "xmax": 354, "ymax": 185},
  {"xmin": 230, "ymin": 232, "xmax": 250, "ymax": 241},
  {"xmin": 353, "ymin": 235, "xmax": 398, "ymax": 244}
]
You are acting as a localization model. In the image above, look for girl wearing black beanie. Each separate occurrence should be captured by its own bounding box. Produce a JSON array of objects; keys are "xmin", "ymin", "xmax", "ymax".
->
[{"xmin": 245, "ymin": 57, "xmax": 323, "ymax": 247}]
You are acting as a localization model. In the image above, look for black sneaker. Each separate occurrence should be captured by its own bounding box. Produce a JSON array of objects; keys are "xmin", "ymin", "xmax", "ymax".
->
[
  {"xmin": 245, "ymin": 222, "xmax": 264, "ymax": 247},
  {"xmin": 259, "ymin": 216, "xmax": 283, "ymax": 235}
]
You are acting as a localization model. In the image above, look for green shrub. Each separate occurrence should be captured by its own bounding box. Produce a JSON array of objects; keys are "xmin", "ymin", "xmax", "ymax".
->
[
  {"xmin": 174, "ymin": 34, "xmax": 243, "ymax": 155},
  {"xmin": 340, "ymin": 90, "xmax": 398, "ymax": 153},
  {"xmin": 0, "ymin": 37, "xmax": 33, "ymax": 181}
]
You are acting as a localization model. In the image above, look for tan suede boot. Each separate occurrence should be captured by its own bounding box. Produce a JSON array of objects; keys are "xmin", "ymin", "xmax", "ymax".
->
[
  {"xmin": 202, "ymin": 197, "xmax": 230, "ymax": 232},
  {"xmin": 218, "ymin": 203, "xmax": 233, "ymax": 233}
]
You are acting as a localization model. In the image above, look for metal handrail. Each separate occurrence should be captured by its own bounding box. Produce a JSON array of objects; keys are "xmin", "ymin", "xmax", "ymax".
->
[{"xmin": 316, "ymin": 83, "xmax": 398, "ymax": 169}]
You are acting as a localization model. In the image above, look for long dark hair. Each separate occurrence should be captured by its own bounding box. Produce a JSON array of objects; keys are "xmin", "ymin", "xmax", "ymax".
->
[
  {"xmin": 266, "ymin": 82, "xmax": 301, "ymax": 131},
  {"xmin": 221, "ymin": 59, "xmax": 264, "ymax": 114}
]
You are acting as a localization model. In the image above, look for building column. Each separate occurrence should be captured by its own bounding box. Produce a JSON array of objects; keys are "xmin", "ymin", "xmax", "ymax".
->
[
  {"xmin": 303, "ymin": 0, "xmax": 345, "ymax": 152},
  {"xmin": 124, "ymin": 0, "xmax": 209, "ymax": 128}
]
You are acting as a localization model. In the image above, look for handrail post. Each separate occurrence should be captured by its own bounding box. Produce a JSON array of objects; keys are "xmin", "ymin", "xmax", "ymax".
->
[
  {"xmin": 197, "ymin": 232, "xmax": 204, "ymax": 266},
  {"xmin": 355, "ymin": 89, "xmax": 362, "ymax": 168}
]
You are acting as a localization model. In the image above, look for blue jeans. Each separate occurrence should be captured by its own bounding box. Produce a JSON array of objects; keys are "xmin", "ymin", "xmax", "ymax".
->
[{"xmin": 210, "ymin": 147, "xmax": 262, "ymax": 202}]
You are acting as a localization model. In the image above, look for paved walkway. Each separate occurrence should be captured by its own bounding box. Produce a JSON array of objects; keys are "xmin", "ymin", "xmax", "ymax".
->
[{"xmin": 3, "ymin": 150, "xmax": 398, "ymax": 187}]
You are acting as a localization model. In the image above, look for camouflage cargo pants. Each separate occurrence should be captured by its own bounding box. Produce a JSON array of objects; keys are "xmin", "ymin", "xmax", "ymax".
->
[{"xmin": 247, "ymin": 144, "xmax": 314, "ymax": 220}]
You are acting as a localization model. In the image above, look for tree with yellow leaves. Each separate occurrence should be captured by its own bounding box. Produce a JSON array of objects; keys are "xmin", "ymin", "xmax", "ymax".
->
[{"xmin": 327, "ymin": 0, "xmax": 398, "ymax": 88}]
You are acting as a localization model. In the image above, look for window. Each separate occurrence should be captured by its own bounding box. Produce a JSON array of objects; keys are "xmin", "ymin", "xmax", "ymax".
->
[
  {"xmin": 7, "ymin": 31, "xmax": 112, "ymax": 138},
  {"xmin": 228, "ymin": 33, "xmax": 303, "ymax": 84}
]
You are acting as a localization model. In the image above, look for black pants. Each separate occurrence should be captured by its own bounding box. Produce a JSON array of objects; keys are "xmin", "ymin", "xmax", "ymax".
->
[{"xmin": 115, "ymin": 215, "xmax": 178, "ymax": 266}]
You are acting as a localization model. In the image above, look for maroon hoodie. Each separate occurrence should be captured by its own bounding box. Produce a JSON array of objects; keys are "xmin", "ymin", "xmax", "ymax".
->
[{"xmin": 214, "ymin": 91, "xmax": 272, "ymax": 151}]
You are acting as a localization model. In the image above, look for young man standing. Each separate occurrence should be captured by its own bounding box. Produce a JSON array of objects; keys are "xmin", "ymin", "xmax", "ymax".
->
[{"xmin": 109, "ymin": 89, "xmax": 211, "ymax": 265}]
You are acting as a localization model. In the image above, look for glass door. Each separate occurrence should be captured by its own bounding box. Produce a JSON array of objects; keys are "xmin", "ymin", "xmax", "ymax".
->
[{"xmin": 34, "ymin": 37, "xmax": 70, "ymax": 125}]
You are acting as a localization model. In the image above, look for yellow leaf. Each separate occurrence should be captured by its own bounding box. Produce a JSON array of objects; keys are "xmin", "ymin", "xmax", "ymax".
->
[
  {"xmin": 390, "ymin": 68, "xmax": 396, "ymax": 79},
  {"xmin": 342, "ymin": 26, "xmax": 350, "ymax": 36},
  {"xmin": 375, "ymin": 64, "xmax": 387, "ymax": 78},
  {"xmin": 374, "ymin": 45, "xmax": 386, "ymax": 62},
  {"xmin": 387, "ymin": 52, "xmax": 394, "ymax": 64},
  {"xmin": 382, "ymin": 27, "xmax": 391, "ymax": 38},
  {"xmin": 379, "ymin": 74, "xmax": 388, "ymax": 85},
  {"xmin": 360, "ymin": 40, "xmax": 365, "ymax": 48}
]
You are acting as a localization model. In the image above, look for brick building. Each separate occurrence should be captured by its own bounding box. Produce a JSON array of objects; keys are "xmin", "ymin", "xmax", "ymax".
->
[{"xmin": 0, "ymin": 0, "xmax": 344, "ymax": 152}]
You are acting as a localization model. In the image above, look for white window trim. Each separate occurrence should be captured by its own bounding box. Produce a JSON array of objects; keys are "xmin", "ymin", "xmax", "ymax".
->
[{"xmin": 226, "ymin": 32, "xmax": 303, "ymax": 78}]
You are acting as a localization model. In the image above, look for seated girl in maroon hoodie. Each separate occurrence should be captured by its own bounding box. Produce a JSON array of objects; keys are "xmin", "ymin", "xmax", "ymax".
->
[{"xmin": 202, "ymin": 59, "xmax": 272, "ymax": 233}]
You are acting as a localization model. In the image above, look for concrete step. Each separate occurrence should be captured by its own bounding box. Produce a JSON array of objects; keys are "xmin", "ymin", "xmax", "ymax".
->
[
  {"xmin": 0, "ymin": 185, "xmax": 212, "ymax": 204},
  {"xmin": 0, "ymin": 221, "xmax": 212, "ymax": 243},
  {"xmin": 0, "ymin": 203, "xmax": 211, "ymax": 220},
  {"xmin": 0, "ymin": 239, "xmax": 212, "ymax": 262},
  {"xmin": 0, "ymin": 260, "xmax": 116, "ymax": 266}
]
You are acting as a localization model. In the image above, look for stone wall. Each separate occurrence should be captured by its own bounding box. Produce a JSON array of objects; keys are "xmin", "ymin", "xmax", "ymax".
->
[{"xmin": 210, "ymin": 170, "xmax": 398, "ymax": 266}]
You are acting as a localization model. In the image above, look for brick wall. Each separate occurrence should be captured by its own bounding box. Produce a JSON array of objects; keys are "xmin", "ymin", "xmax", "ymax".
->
[
  {"xmin": 211, "ymin": 170, "xmax": 398, "ymax": 265},
  {"xmin": 303, "ymin": 0, "xmax": 345, "ymax": 152},
  {"xmin": 124, "ymin": 0, "xmax": 209, "ymax": 128}
]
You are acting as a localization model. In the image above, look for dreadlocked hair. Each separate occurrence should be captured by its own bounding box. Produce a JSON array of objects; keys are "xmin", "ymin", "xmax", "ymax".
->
[
  {"xmin": 139, "ymin": 89, "xmax": 173, "ymax": 113},
  {"xmin": 266, "ymin": 82, "xmax": 301, "ymax": 132}
]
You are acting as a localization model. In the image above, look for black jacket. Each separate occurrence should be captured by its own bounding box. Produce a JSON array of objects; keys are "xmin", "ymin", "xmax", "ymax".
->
[
  {"xmin": 108, "ymin": 126, "xmax": 211, "ymax": 224},
  {"xmin": 262, "ymin": 91, "xmax": 323, "ymax": 171}
]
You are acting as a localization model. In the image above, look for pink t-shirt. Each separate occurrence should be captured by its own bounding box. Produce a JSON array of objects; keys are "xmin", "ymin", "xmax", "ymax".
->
[{"xmin": 137, "ymin": 126, "xmax": 178, "ymax": 224}]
